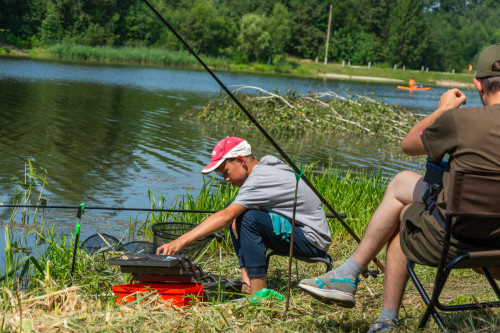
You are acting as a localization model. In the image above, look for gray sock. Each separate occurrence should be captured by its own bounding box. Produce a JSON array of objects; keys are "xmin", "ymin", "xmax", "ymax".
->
[
  {"xmin": 334, "ymin": 256, "xmax": 363, "ymax": 279},
  {"xmin": 377, "ymin": 308, "xmax": 399, "ymax": 323}
]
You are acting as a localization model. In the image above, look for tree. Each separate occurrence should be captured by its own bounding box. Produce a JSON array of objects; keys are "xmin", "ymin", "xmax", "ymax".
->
[
  {"xmin": 237, "ymin": 13, "xmax": 271, "ymax": 62},
  {"xmin": 286, "ymin": 0, "xmax": 326, "ymax": 59},
  {"xmin": 266, "ymin": 3, "xmax": 293, "ymax": 60},
  {"xmin": 387, "ymin": 0, "xmax": 431, "ymax": 68}
]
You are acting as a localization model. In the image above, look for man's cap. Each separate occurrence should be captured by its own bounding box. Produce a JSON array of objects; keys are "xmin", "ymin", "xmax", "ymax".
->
[
  {"xmin": 201, "ymin": 137, "xmax": 252, "ymax": 174},
  {"xmin": 475, "ymin": 44, "xmax": 500, "ymax": 79}
]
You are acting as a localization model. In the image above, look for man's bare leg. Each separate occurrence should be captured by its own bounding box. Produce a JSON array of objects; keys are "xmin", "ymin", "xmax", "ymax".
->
[
  {"xmin": 299, "ymin": 171, "xmax": 422, "ymax": 307},
  {"xmin": 382, "ymin": 227, "xmax": 410, "ymax": 311},
  {"xmin": 352, "ymin": 170, "xmax": 423, "ymax": 267}
]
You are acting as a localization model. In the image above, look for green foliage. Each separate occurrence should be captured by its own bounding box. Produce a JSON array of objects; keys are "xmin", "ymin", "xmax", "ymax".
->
[
  {"xmin": 2, "ymin": 0, "xmax": 500, "ymax": 71},
  {"xmin": 9, "ymin": 157, "xmax": 48, "ymax": 224},
  {"xmin": 237, "ymin": 13, "xmax": 271, "ymax": 63},
  {"xmin": 387, "ymin": 0, "xmax": 430, "ymax": 68},
  {"xmin": 286, "ymin": 0, "xmax": 326, "ymax": 59},
  {"xmin": 330, "ymin": 30, "xmax": 379, "ymax": 64}
]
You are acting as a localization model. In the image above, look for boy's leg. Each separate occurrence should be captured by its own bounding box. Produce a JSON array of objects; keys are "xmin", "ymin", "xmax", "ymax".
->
[
  {"xmin": 299, "ymin": 170, "xmax": 423, "ymax": 307},
  {"xmin": 229, "ymin": 209, "xmax": 325, "ymax": 294}
]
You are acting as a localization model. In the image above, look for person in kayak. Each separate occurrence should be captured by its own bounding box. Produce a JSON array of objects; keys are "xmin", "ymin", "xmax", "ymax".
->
[
  {"xmin": 409, "ymin": 78, "xmax": 423, "ymax": 88},
  {"xmin": 156, "ymin": 136, "xmax": 332, "ymax": 295},
  {"xmin": 299, "ymin": 44, "xmax": 500, "ymax": 332}
]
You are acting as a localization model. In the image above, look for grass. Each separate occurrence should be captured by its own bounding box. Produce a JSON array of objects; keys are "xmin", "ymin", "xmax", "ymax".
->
[
  {"xmin": 292, "ymin": 57, "xmax": 475, "ymax": 86},
  {"xmin": 2, "ymin": 165, "xmax": 499, "ymax": 332}
]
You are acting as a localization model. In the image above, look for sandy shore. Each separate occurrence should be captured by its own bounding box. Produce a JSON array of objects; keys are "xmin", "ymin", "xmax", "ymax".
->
[
  {"xmin": 319, "ymin": 73, "xmax": 404, "ymax": 83},
  {"xmin": 320, "ymin": 73, "xmax": 476, "ymax": 88},
  {"xmin": 432, "ymin": 79, "xmax": 475, "ymax": 88}
]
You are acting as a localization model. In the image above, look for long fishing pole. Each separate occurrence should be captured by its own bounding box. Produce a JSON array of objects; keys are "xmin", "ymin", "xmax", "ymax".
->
[
  {"xmin": 0, "ymin": 204, "xmax": 345, "ymax": 219},
  {"xmin": 140, "ymin": 0, "xmax": 384, "ymax": 272}
]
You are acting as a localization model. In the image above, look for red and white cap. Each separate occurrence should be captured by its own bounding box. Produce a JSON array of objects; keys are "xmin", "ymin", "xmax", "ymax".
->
[{"xmin": 201, "ymin": 137, "xmax": 252, "ymax": 174}]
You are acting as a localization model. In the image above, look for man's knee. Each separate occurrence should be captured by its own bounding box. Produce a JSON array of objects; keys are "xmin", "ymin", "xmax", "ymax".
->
[{"xmin": 385, "ymin": 170, "xmax": 423, "ymax": 204}]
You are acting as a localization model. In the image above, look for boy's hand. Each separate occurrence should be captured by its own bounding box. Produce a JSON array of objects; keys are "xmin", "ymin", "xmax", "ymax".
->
[
  {"xmin": 438, "ymin": 88, "xmax": 467, "ymax": 112},
  {"xmin": 156, "ymin": 238, "xmax": 185, "ymax": 255}
]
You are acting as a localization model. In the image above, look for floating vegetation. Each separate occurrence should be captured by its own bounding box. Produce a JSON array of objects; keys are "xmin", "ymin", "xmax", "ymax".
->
[{"xmin": 184, "ymin": 86, "xmax": 425, "ymax": 142}]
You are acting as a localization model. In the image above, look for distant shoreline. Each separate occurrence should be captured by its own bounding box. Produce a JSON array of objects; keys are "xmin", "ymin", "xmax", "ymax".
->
[{"xmin": 1, "ymin": 43, "xmax": 476, "ymax": 89}]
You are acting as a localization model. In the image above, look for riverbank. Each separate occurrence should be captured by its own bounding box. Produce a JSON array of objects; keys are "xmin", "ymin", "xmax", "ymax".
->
[
  {"xmin": 0, "ymin": 43, "xmax": 475, "ymax": 89},
  {"xmin": 2, "ymin": 167, "xmax": 499, "ymax": 332}
]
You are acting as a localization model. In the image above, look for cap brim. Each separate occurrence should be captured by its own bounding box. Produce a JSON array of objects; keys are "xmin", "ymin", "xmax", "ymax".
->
[{"xmin": 201, "ymin": 158, "xmax": 225, "ymax": 174}]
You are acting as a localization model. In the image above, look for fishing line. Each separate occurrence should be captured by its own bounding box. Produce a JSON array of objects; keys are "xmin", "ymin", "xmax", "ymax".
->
[
  {"xmin": 0, "ymin": 204, "xmax": 217, "ymax": 214},
  {"xmin": 0, "ymin": 204, "xmax": 345, "ymax": 219},
  {"xmin": 139, "ymin": 0, "xmax": 384, "ymax": 272}
]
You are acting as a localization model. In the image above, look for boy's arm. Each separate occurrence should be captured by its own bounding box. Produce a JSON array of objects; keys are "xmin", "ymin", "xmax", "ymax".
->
[
  {"xmin": 402, "ymin": 88, "xmax": 466, "ymax": 156},
  {"xmin": 156, "ymin": 203, "xmax": 246, "ymax": 255}
]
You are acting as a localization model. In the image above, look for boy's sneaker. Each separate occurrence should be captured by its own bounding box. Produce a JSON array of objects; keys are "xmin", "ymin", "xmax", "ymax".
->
[
  {"xmin": 367, "ymin": 319, "xmax": 399, "ymax": 333},
  {"xmin": 298, "ymin": 270, "xmax": 360, "ymax": 308}
]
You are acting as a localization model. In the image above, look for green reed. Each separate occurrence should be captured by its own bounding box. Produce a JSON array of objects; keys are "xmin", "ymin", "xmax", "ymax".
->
[
  {"xmin": 8, "ymin": 157, "xmax": 48, "ymax": 224},
  {"xmin": 47, "ymin": 43, "xmax": 231, "ymax": 68}
]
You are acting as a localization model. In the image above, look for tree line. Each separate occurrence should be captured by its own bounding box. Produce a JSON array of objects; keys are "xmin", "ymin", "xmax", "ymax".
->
[{"xmin": 1, "ymin": 0, "xmax": 499, "ymax": 72}]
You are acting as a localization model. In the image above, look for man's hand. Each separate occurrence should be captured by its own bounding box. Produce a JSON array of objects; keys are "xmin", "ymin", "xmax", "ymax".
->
[
  {"xmin": 437, "ymin": 88, "xmax": 467, "ymax": 112},
  {"xmin": 402, "ymin": 88, "xmax": 467, "ymax": 156},
  {"xmin": 156, "ymin": 238, "xmax": 185, "ymax": 255}
]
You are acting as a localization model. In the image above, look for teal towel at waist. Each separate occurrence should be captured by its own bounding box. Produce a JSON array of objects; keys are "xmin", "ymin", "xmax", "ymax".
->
[{"xmin": 269, "ymin": 212, "xmax": 292, "ymax": 242}]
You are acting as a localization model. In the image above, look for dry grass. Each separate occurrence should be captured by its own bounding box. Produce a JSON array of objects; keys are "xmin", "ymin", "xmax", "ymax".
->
[{"xmin": 2, "ymin": 236, "xmax": 499, "ymax": 332}]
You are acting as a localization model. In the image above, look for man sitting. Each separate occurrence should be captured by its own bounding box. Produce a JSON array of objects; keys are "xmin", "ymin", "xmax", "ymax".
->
[{"xmin": 299, "ymin": 44, "xmax": 500, "ymax": 332}]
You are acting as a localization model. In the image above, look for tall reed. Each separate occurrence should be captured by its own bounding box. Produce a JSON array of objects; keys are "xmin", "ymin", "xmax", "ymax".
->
[
  {"xmin": 47, "ymin": 44, "xmax": 231, "ymax": 68},
  {"xmin": 9, "ymin": 157, "xmax": 48, "ymax": 224}
]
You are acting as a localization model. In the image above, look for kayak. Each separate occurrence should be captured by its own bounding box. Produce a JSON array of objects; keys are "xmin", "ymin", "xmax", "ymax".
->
[{"xmin": 397, "ymin": 86, "xmax": 431, "ymax": 91}]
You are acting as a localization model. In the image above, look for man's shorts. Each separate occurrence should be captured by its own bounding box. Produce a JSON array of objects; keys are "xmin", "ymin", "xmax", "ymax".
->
[{"xmin": 400, "ymin": 178, "xmax": 472, "ymax": 266}]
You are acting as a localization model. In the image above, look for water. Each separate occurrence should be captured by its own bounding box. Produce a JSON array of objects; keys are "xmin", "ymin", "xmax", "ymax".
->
[{"xmin": 0, "ymin": 57, "xmax": 483, "ymax": 257}]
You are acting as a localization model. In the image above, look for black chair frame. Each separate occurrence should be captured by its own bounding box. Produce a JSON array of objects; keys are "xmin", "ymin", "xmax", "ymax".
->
[{"xmin": 407, "ymin": 168, "xmax": 500, "ymax": 331}]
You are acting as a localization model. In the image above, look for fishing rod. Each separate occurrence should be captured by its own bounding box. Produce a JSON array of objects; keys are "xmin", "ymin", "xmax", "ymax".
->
[
  {"xmin": 140, "ymin": 0, "xmax": 383, "ymax": 273},
  {"xmin": 0, "ymin": 204, "xmax": 346, "ymax": 219}
]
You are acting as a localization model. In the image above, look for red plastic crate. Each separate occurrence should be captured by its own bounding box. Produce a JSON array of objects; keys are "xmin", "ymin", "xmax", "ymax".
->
[{"xmin": 112, "ymin": 282, "xmax": 204, "ymax": 307}]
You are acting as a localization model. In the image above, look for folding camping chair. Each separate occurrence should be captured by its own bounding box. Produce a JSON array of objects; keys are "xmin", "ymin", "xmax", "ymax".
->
[{"xmin": 407, "ymin": 168, "xmax": 500, "ymax": 331}]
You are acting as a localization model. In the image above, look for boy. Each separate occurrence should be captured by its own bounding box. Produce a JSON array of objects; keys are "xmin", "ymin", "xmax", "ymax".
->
[{"xmin": 157, "ymin": 136, "xmax": 332, "ymax": 294}]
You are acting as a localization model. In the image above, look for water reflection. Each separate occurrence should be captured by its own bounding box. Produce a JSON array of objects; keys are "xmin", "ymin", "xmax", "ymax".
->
[{"xmin": 0, "ymin": 57, "xmax": 479, "ymax": 241}]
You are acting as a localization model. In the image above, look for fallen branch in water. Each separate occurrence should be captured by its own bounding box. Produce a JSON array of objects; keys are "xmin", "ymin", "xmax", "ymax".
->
[{"xmin": 184, "ymin": 86, "xmax": 424, "ymax": 142}]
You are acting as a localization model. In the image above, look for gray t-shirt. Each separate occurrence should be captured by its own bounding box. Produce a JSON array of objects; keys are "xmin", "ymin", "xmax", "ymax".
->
[{"xmin": 232, "ymin": 155, "xmax": 332, "ymax": 252}]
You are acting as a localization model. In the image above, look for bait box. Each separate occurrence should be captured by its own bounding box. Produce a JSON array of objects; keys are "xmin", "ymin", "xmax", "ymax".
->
[{"xmin": 112, "ymin": 282, "xmax": 204, "ymax": 307}]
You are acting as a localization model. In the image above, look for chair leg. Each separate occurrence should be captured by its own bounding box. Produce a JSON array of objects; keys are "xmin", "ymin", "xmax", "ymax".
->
[
  {"xmin": 482, "ymin": 267, "xmax": 500, "ymax": 299},
  {"xmin": 407, "ymin": 261, "xmax": 446, "ymax": 331}
]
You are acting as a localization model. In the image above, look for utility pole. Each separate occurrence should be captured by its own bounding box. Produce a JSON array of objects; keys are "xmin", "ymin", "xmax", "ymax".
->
[{"xmin": 324, "ymin": 3, "xmax": 333, "ymax": 65}]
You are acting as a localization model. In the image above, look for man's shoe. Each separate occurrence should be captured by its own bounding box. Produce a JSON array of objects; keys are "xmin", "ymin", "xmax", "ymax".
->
[
  {"xmin": 298, "ymin": 270, "xmax": 360, "ymax": 308},
  {"xmin": 367, "ymin": 319, "xmax": 398, "ymax": 333}
]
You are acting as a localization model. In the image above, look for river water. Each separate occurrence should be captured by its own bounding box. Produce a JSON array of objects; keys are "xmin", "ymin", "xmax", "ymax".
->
[{"xmin": 0, "ymin": 57, "xmax": 482, "ymax": 256}]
